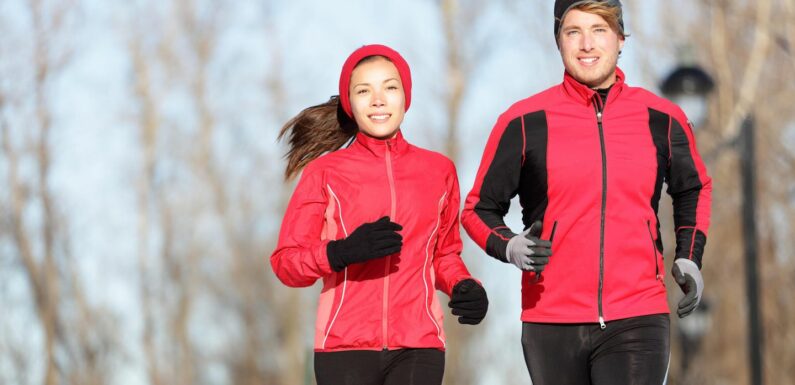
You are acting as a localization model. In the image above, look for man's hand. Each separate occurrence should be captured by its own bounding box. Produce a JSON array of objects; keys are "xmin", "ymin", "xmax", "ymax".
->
[
  {"xmin": 672, "ymin": 258, "xmax": 704, "ymax": 318},
  {"xmin": 505, "ymin": 221, "xmax": 552, "ymax": 273},
  {"xmin": 449, "ymin": 279, "xmax": 488, "ymax": 325}
]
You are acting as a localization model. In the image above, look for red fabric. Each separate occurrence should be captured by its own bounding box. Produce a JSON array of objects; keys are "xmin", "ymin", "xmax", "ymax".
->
[
  {"xmin": 338, "ymin": 44, "xmax": 412, "ymax": 118},
  {"xmin": 462, "ymin": 68, "xmax": 711, "ymax": 323},
  {"xmin": 271, "ymin": 131, "xmax": 471, "ymax": 352}
]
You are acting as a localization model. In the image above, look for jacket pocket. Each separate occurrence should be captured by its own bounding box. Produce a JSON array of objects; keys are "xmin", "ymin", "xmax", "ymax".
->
[
  {"xmin": 548, "ymin": 220, "xmax": 558, "ymax": 242},
  {"xmin": 646, "ymin": 220, "xmax": 661, "ymax": 280}
]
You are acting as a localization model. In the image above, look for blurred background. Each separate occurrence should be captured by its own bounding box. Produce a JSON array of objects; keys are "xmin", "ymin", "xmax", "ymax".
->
[{"xmin": 1, "ymin": 0, "xmax": 793, "ymax": 384}]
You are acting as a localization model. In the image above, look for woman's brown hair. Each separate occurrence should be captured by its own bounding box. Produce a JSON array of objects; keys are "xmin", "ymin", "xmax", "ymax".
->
[
  {"xmin": 278, "ymin": 95, "xmax": 357, "ymax": 180},
  {"xmin": 279, "ymin": 55, "xmax": 396, "ymax": 180}
]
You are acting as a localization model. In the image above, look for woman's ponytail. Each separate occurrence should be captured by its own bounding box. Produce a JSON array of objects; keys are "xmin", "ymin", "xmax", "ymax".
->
[{"xmin": 278, "ymin": 95, "xmax": 357, "ymax": 180}]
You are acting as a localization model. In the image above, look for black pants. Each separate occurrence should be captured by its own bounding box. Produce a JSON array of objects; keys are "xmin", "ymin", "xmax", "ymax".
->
[
  {"xmin": 522, "ymin": 314, "xmax": 670, "ymax": 385},
  {"xmin": 314, "ymin": 348, "xmax": 445, "ymax": 385}
]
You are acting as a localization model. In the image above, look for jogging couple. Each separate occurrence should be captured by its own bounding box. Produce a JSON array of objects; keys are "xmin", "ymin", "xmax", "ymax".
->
[{"xmin": 271, "ymin": 1, "xmax": 711, "ymax": 384}]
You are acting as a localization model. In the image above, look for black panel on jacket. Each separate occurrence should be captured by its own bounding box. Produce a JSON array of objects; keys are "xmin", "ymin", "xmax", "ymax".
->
[
  {"xmin": 648, "ymin": 108, "xmax": 670, "ymax": 252},
  {"xmin": 667, "ymin": 117, "xmax": 706, "ymax": 267},
  {"xmin": 476, "ymin": 117, "xmax": 525, "ymax": 261},
  {"xmin": 519, "ymin": 111, "xmax": 550, "ymax": 229}
]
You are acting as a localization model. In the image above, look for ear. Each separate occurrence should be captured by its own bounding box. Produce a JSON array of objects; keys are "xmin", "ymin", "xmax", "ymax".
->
[{"xmin": 618, "ymin": 36, "xmax": 625, "ymax": 52}]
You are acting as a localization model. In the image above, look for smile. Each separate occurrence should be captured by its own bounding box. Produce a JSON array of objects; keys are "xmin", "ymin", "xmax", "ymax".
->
[{"xmin": 369, "ymin": 114, "xmax": 391, "ymax": 122}]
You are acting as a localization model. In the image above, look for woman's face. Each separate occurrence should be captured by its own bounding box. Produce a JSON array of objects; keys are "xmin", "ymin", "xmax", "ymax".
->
[{"xmin": 349, "ymin": 57, "xmax": 405, "ymax": 140}]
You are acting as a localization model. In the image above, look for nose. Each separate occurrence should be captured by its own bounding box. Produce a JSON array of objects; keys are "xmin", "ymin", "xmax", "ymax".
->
[
  {"xmin": 580, "ymin": 32, "xmax": 594, "ymax": 51},
  {"xmin": 370, "ymin": 89, "xmax": 385, "ymax": 107}
]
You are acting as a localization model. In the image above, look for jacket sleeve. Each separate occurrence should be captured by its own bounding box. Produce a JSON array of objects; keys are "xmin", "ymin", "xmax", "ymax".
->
[
  {"xmin": 432, "ymin": 163, "xmax": 474, "ymax": 296},
  {"xmin": 270, "ymin": 164, "xmax": 334, "ymax": 287},
  {"xmin": 667, "ymin": 111, "xmax": 712, "ymax": 269},
  {"xmin": 461, "ymin": 113, "xmax": 524, "ymax": 262}
]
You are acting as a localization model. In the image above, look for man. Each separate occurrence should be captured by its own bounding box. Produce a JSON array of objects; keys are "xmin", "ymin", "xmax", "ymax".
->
[{"xmin": 461, "ymin": 1, "xmax": 711, "ymax": 383}]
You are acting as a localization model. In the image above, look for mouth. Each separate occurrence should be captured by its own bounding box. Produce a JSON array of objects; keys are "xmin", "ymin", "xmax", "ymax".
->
[
  {"xmin": 368, "ymin": 113, "xmax": 392, "ymax": 123},
  {"xmin": 578, "ymin": 57, "xmax": 599, "ymax": 66}
]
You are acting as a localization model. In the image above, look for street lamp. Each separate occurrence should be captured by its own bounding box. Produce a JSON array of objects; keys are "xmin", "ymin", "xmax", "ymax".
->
[
  {"xmin": 661, "ymin": 63, "xmax": 764, "ymax": 385},
  {"xmin": 660, "ymin": 65, "xmax": 714, "ymax": 127}
]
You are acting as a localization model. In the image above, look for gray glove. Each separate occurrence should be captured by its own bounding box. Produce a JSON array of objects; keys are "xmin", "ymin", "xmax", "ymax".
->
[
  {"xmin": 672, "ymin": 258, "xmax": 703, "ymax": 318},
  {"xmin": 505, "ymin": 221, "xmax": 552, "ymax": 273}
]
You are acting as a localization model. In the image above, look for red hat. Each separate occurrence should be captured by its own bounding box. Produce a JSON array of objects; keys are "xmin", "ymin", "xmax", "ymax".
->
[{"xmin": 338, "ymin": 44, "xmax": 412, "ymax": 119}]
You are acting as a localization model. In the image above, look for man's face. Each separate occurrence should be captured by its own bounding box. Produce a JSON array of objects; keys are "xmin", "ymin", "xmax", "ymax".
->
[{"xmin": 558, "ymin": 9, "xmax": 624, "ymax": 89}]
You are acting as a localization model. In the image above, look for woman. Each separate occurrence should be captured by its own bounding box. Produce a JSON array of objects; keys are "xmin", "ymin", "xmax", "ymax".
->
[{"xmin": 270, "ymin": 44, "xmax": 488, "ymax": 385}]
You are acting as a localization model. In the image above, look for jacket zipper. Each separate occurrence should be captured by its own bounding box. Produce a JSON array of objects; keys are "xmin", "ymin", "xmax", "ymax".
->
[
  {"xmin": 646, "ymin": 220, "xmax": 661, "ymax": 280},
  {"xmin": 594, "ymin": 96, "xmax": 607, "ymax": 330},
  {"xmin": 382, "ymin": 140, "xmax": 397, "ymax": 349}
]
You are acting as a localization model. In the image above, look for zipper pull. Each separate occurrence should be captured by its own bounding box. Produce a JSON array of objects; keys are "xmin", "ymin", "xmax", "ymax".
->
[
  {"xmin": 599, "ymin": 316, "xmax": 606, "ymax": 330},
  {"xmin": 597, "ymin": 111, "xmax": 603, "ymax": 124}
]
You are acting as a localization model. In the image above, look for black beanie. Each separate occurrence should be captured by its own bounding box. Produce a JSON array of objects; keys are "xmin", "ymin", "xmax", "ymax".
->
[{"xmin": 554, "ymin": 0, "xmax": 624, "ymax": 40}]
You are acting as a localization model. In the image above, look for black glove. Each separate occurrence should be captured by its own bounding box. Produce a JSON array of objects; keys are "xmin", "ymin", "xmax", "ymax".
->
[
  {"xmin": 326, "ymin": 216, "xmax": 403, "ymax": 272},
  {"xmin": 448, "ymin": 279, "xmax": 488, "ymax": 325}
]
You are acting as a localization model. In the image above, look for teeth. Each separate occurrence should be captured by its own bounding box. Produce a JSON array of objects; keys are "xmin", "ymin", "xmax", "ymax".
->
[
  {"xmin": 370, "ymin": 114, "xmax": 389, "ymax": 120},
  {"xmin": 580, "ymin": 58, "xmax": 597, "ymax": 63}
]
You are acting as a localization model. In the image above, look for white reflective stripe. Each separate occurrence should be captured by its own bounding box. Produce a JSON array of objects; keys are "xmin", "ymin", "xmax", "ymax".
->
[
  {"xmin": 423, "ymin": 192, "xmax": 447, "ymax": 347},
  {"xmin": 662, "ymin": 351, "xmax": 670, "ymax": 384},
  {"xmin": 322, "ymin": 184, "xmax": 349, "ymax": 349},
  {"xmin": 326, "ymin": 185, "xmax": 349, "ymax": 236}
]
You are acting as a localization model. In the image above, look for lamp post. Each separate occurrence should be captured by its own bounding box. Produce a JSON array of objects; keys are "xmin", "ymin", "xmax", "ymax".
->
[
  {"xmin": 661, "ymin": 64, "xmax": 764, "ymax": 385},
  {"xmin": 739, "ymin": 114, "xmax": 764, "ymax": 385},
  {"xmin": 660, "ymin": 64, "xmax": 715, "ymax": 384},
  {"xmin": 677, "ymin": 298, "xmax": 712, "ymax": 381}
]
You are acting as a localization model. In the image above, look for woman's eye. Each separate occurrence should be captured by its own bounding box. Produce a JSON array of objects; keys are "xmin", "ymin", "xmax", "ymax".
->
[{"xmin": 357, "ymin": 89, "xmax": 369, "ymax": 95}]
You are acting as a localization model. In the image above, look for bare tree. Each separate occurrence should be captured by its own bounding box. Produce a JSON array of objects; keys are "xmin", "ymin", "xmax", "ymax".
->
[
  {"xmin": 435, "ymin": 1, "xmax": 508, "ymax": 384},
  {"xmin": 128, "ymin": 6, "xmax": 167, "ymax": 383},
  {"xmin": 0, "ymin": 0, "xmax": 118, "ymax": 384}
]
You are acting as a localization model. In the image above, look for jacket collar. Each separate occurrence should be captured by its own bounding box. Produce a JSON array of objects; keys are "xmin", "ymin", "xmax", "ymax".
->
[
  {"xmin": 350, "ymin": 130, "xmax": 409, "ymax": 158},
  {"xmin": 561, "ymin": 66, "xmax": 626, "ymax": 106}
]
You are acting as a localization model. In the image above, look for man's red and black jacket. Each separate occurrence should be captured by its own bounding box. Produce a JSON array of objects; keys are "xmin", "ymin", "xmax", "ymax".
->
[{"xmin": 462, "ymin": 68, "xmax": 711, "ymax": 323}]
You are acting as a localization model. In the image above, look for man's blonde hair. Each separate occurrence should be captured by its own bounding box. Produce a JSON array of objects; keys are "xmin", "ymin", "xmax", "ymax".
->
[{"xmin": 560, "ymin": 1, "xmax": 627, "ymax": 39}]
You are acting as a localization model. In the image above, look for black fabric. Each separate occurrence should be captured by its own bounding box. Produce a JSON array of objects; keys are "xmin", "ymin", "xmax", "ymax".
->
[
  {"xmin": 521, "ymin": 314, "xmax": 670, "ymax": 385},
  {"xmin": 475, "ymin": 116, "xmax": 524, "ymax": 261},
  {"xmin": 326, "ymin": 216, "xmax": 403, "ymax": 272},
  {"xmin": 448, "ymin": 279, "xmax": 489, "ymax": 325},
  {"xmin": 648, "ymin": 108, "xmax": 670, "ymax": 252},
  {"xmin": 314, "ymin": 348, "xmax": 445, "ymax": 385},
  {"xmin": 674, "ymin": 228, "xmax": 707, "ymax": 269},
  {"xmin": 518, "ymin": 111, "xmax": 550, "ymax": 230},
  {"xmin": 595, "ymin": 86, "xmax": 612, "ymax": 106},
  {"xmin": 476, "ymin": 111, "xmax": 550, "ymax": 262},
  {"xmin": 667, "ymin": 118, "xmax": 706, "ymax": 267}
]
